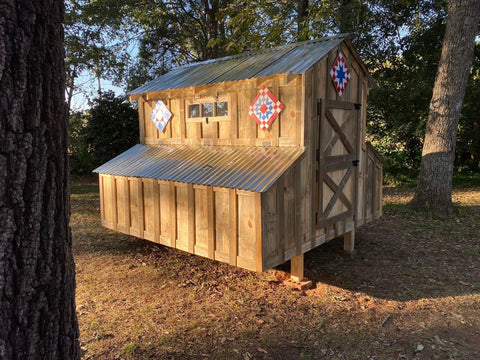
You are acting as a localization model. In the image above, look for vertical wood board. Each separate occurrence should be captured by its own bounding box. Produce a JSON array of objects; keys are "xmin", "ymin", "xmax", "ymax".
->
[
  {"xmin": 143, "ymin": 179, "xmax": 155, "ymax": 241},
  {"xmin": 194, "ymin": 186, "xmax": 210, "ymax": 257},
  {"xmin": 214, "ymin": 189, "xmax": 230, "ymax": 261},
  {"xmin": 175, "ymin": 183, "xmax": 190, "ymax": 252},
  {"xmin": 237, "ymin": 191, "xmax": 257, "ymax": 267}
]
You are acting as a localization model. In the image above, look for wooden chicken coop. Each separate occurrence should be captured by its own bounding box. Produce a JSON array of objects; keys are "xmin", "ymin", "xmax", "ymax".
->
[{"xmin": 94, "ymin": 35, "xmax": 383, "ymax": 281}]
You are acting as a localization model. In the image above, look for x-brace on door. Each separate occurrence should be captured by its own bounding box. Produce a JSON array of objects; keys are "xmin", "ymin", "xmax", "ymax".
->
[{"xmin": 316, "ymin": 99, "xmax": 360, "ymax": 228}]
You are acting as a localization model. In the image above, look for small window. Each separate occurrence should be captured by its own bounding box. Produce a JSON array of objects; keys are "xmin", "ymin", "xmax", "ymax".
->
[
  {"xmin": 186, "ymin": 97, "xmax": 229, "ymax": 122},
  {"xmin": 188, "ymin": 104, "xmax": 200, "ymax": 118},
  {"xmin": 216, "ymin": 101, "xmax": 228, "ymax": 116},
  {"xmin": 202, "ymin": 103, "xmax": 214, "ymax": 117}
]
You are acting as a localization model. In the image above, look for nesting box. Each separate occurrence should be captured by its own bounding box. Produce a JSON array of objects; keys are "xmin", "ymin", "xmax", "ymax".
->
[{"xmin": 94, "ymin": 35, "xmax": 383, "ymax": 276}]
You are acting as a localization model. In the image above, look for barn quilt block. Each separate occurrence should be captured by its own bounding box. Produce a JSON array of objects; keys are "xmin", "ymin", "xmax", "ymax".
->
[
  {"xmin": 248, "ymin": 86, "xmax": 284, "ymax": 131},
  {"xmin": 330, "ymin": 51, "xmax": 351, "ymax": 97},
  {"xmin": 149, "ymin": 98, "xmax": 172, "ymax": 132}
]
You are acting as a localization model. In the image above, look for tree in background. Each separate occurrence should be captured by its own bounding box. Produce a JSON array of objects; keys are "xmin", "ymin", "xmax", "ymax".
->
[
  {"xmin": 68, "ymin": 111, "xmax": 95, "ymax": 174},
  {"xmin": 65, "ymin": 0, "xmax": 242, "ymax": 94},
  {"xmin": 411, "ymin": 0, "xmax": 480, "ymax": 215},
  {"xmin": 82, "ymin": 91, "xmax": 139, "ymax": 170},
  {"xmin": 125, "ymin": 0, "xmax": 237, "ymax": 90},
  {"xmin": 456, "ymin": 43, "xmax": 480, "ymax": 173},
  {"xmin": 64, "ymin": 0, "xmax": 480, "ymax": 182},
  {"xmin": 0, "ymin": 0, "xmax": 80, "ymax": 358},
  {"xmin": 65, "ymin": 0, "xmax": 132, "ymax": 111},
  {"xmin": 366, "ymin": 4, "xmax": 447, "ymax": 184}
]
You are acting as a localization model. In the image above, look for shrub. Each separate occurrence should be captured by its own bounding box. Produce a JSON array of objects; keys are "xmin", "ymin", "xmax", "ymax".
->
[{"xmin": 69, "ymin": 91, "xmax": 139, "ymax": 174}]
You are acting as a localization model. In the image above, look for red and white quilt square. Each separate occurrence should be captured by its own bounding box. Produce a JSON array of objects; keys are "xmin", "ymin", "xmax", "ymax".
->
[
  {"xmin": 149, "ymin": 98, "xmax": 172, "ymax": 132},
  {"xmin": 330, "ymin": 51, "xmax": 351, "ymax": 97},
  {"xmin": 248, "ymin": 85, "xmax": 284, "ymax": 131}
]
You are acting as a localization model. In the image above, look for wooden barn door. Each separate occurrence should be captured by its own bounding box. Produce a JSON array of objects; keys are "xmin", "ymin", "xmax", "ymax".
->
[{"xmin": 317, "ymin": 99, "xmax": 360, "ymax": 232}]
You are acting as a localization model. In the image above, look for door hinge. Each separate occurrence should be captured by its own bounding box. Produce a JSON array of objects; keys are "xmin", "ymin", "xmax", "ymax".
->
[{"xmin": 354, "ymin": 103, "xmax": 361, "ymax": 110}]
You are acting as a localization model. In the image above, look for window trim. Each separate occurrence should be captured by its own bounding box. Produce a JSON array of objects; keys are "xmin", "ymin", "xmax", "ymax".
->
[{"xmin": 186, "ymin": 96, "xmax": 230, "ymax": 123}]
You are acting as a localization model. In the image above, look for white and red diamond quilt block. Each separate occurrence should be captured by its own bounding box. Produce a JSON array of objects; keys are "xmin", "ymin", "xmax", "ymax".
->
[
  {"xmin": 149, "ymin": 98, "xmax": 172, "ymax": 132},
  {"xmin": 330, "ymin": 51, "xmax": 351, "ymax": 97},
  {"xmin": 248, "ymin": 85, "xmax": 284, "ymax": 131}
]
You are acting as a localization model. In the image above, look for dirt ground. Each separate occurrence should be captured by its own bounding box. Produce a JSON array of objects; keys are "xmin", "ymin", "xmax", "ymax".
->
[{"xmin": 71, "ymin": 176, "xmax": 480, "ymax": 359}]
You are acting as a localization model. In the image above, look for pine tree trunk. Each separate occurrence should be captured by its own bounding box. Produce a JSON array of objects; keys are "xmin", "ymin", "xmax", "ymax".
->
[
  {"xmin": 0, "ymin": 0, "xmax": 80, "ymax": 359},
  {"xmin": 411, "ymin": 0, "xmax": 480, "ymax": 216}
]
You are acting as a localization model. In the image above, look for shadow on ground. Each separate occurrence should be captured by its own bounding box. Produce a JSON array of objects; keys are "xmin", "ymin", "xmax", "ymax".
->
[
  {"xmin": 71, "ymin": 178, "xmax": 480, "ymax": 303},
  {"xmin": 72, "ymin": 179, "xmax": 480, "ymax": 359},
  {"xmin": 303, "ymin": 208, "xmax": 480, "ymax": 302}
]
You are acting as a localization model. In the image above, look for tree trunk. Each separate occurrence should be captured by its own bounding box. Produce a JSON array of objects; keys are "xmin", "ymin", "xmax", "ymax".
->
[
  {"xmin": 0, "ymin": 0, "xmax": 80, "ymax": 359},
  {"xmin": 411, "ymin": 0, "xmax": 480, "ymax": 216},
  {"xmin": 337, "ymin": 0, "xmax": 353, "ymax": 34},
  {"xmin": 296, "ymin": 0, "xmax": 309, "ymax": 41},
  {"xmin": 66, "ymin": 65, "xmax": 77, "ymax": 114}
]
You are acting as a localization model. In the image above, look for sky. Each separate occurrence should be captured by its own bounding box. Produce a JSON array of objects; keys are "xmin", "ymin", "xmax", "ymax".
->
[{"xmin": 70, "ymin": 70, "xmax": 125, "ymax": 112}]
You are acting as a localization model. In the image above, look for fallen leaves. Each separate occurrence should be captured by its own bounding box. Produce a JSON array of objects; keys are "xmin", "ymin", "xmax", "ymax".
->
[{"xmin": 72, "ymin": 178, "xmax": 480, "ymax": 359}]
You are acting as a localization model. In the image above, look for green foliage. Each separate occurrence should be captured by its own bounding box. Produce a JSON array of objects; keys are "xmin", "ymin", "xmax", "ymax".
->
[
  {"xmin": 68, "ymin": 111, "xmax": 94, "ymax": 174},
  {"xmin": 83, "ymin": 91, "xmax": 139, "ymax": 170},
  {"xmin": 66, "ymin": 0, "xmax": 245, "ymax": 93},
  {"xmin": 456, "ymin": 43, "xmax": 480, "ymax": 174},
  {"xmin": 68, "ymin": 91, "xmax": 138, "ymax": 174},
  {"xmin": 365, "ymin": 2, "xmax": 448, "ymax": 184},
  {"xmin": 452, "ymin": 173, "xmax": 480, "ymax": 188},
  {"xmin": 65, "ymin": 0, "xmax": 134, "ymax": 109},
  {"xmin": 368, "ymin": 135, "xmax": 421, "ymax": 186},
  {"xmin": 219, "ymin": 1, "xmax": 304, "ymax": 51},
  {"xmin": 64, "ymin": 0, "xmax": 480, "ymax": 184}
]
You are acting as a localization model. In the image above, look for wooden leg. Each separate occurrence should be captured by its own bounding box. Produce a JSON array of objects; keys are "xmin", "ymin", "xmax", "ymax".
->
[
  {"xmin": 290, "ymin": 254, "xmax": 304, "ymax": 283},
  {"xmin": 287, "ymin": 254, "xmax": 313, "ymax": 290},
  {"xmin": 343, "ymin": 229, "xmax": 355, "ymax": 254}
]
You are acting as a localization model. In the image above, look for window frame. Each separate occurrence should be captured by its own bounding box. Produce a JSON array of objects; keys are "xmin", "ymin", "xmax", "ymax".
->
[{"xmin": 186, "ymin": 96, "xmax": 230, "ymax": 123}]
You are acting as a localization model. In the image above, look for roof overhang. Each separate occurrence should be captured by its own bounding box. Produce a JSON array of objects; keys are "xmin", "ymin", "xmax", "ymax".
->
[{"xmin": 93, "ymin": 144, "xmax": 304, "ymax": 193}]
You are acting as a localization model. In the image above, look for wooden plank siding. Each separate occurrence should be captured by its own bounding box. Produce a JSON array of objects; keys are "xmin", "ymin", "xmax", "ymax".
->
[
  {"xmin": 136, "ymin": 74, "xmax": 303, "ymax": 148},
  {"xmin": 98, "ymin": 174, "xmax": 267, "ymax": 272},
  {"xmin": 98, "ymin": 39, "xmax": 383, "ymax": 274}
]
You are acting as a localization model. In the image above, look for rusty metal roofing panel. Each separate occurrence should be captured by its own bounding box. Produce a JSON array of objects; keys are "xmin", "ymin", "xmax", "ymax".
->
[
  {"xmin": 129, "ymin": 35, "xmax": 347, "ymax": 95},
  {"xmin": 93, "ymin": 144, "xmax": 304, "ymax": 193}
]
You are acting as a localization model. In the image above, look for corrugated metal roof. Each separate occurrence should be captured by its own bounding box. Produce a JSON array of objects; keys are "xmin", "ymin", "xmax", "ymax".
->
[
  {"xmin": 93, "ymin": 144, "xmax": 304, "ymax": 193},
  {"xmin": 129, "ymin": 35, "xmax": 347, "ymax": 95}
]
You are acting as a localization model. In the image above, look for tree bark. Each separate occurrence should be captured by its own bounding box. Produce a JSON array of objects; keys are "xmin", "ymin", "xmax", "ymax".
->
[
  {"xmin": 296, "ymin": 0, "xmax": 309, "ymax": 41},
  {"xmin": 0, "ymin": 0, "xmax": 80, "ymax": 359},
  {"xmin": 411, "ymin": 0, "xmax": 480, "ymax": 216}
]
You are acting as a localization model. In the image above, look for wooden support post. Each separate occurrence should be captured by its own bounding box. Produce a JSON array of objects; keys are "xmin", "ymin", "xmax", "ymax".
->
[
  {"xmin": 285, "ymin": 254, "xmax": 313, "ymax": 290},
  {"xmin": 343, "ymin": 229, "xmax": 355, "ymax": 254},
  {"xmin": 290, "ymin": 254, "xmax": 304, "ymax": 283}
]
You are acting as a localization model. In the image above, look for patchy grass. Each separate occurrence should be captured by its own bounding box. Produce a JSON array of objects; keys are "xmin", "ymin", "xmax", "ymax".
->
[
  {"xmin": 453, "ymin": 173, "xmax": 480, "ymax": 189},
  {"xmin": 72, "ymin": 176, "xmax": 480, "ymax": 360}
]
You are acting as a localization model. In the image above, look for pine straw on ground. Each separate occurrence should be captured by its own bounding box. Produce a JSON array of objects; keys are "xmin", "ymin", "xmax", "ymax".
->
[{"xmin": 71, "ymin": 176, "xmax": 480, "ymax": 360}]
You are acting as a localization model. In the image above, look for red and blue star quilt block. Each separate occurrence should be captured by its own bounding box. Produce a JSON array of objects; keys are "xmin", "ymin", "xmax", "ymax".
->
[
  {"xmin": 248, "ymin": 85, "xmax": 284, "ymax": 131},
  {"xmin": 330, "ymin": 51, "xmax": 351, "ymax": 97}
]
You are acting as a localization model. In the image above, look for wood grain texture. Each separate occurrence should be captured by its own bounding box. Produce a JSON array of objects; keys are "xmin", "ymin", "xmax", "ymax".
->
[
  {"xmin": 97, "ymin": 40, "xmax": 383, "ymax": 276},
  {"xmin": 137, "ymin": 75, "xmax": 303, "ymax": 147}
]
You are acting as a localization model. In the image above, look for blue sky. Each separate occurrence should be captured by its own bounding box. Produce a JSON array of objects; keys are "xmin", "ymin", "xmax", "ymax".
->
[{"xmin": 70, "ymin": 71, "xmax": 126, "ymax": 112}]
